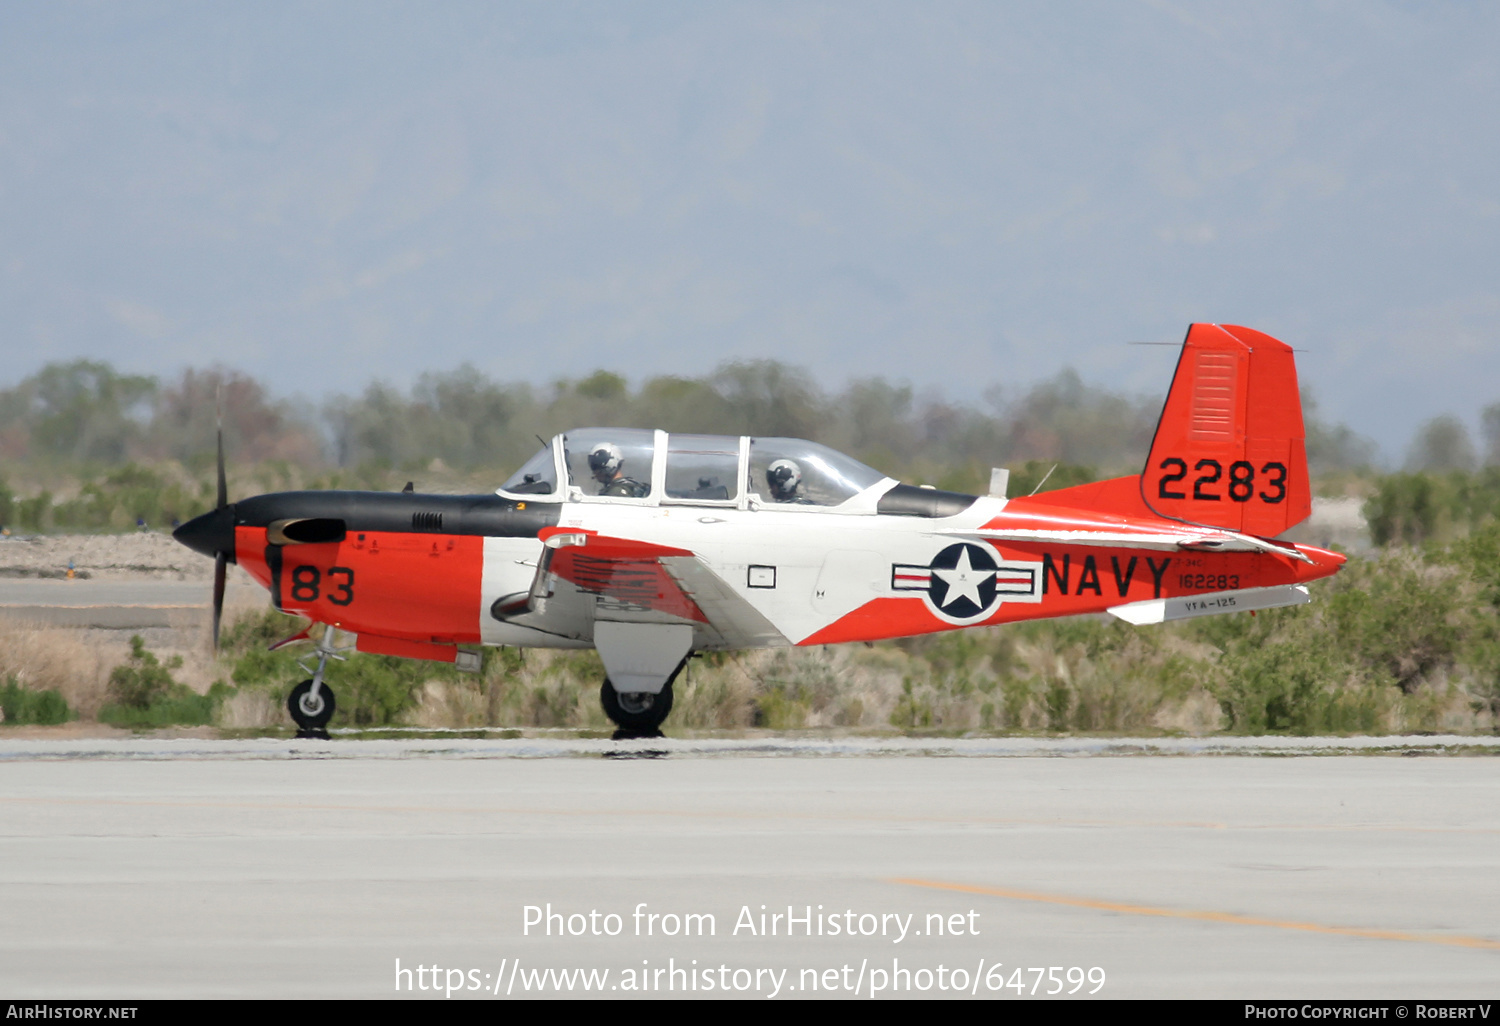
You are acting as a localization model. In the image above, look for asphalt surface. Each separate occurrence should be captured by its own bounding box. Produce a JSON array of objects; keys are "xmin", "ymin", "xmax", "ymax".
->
[
  {"xmin": 2, "ymin": 742, "xmax": 1497, "ymax": 999},
  {"xmin": 0, "ymin": 578, "xmax": 260, "ymax": 628}
]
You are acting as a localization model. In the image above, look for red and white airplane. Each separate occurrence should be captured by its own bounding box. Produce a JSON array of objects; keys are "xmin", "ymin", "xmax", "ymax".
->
[{"xmin": 174, "ymin": 323, "xmax": 1345, "ymax": 735}]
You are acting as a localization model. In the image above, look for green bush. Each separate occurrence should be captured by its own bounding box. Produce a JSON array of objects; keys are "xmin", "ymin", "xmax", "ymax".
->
[
  {"xmin": 1196, "ymin": 605, "xmax": 1371, "ymax": 733},
  {"xmin": 100, "ymin": 635, "xmax": 226, "ymax": 728},
  {"xmin": 1365, "ymin": 473, "xmax": 1441, "ymax": 547},
  {"xmin": 1323, "ymin": 553, "xmax": 1465, "ymax": 692},
  {"xmin": 1365, "ymin": 468, "xmax": 1500, "ymax": 547},
  {"xmin": 0, "ymin": 678, "xmax": 72, "ymax": 725},
  {"xmin": 1445, "ymin": 520, "xmax": 1500, "ymax": 611},
  {"xmin": 15, "ymin": 491, "xmax": 52, "ymax": 532}
]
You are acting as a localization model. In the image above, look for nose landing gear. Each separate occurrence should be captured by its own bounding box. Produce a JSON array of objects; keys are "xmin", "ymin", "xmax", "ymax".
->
[
  {"xmin": 287, "ymin": 628, "xmax": 350, "ymax": 739},
  {"xmin": 287, "ymin": 678, "xmax": 336, "ymax": 736}
]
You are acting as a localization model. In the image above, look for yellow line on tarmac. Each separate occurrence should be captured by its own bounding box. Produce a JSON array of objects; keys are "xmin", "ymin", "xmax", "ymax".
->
[{"xmin": 890, "ymin": 877, "xmax": 1500, "ymax": 951}]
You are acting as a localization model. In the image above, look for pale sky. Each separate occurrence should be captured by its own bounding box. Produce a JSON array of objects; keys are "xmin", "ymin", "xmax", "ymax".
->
[{"xmin": 2, "ymin": 1, "xmax": 1497, "ymax": 458}]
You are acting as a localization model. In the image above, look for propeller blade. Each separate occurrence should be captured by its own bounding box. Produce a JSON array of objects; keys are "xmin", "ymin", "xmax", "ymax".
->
[
  {"xmin": 216, "ymin": 425, "xmax": 227, "ymax": 510},
  {"xmin": 210, "ymin": 386, "xmax": 229, "ymax": 651},
  {"xmin": 212, "ymin": 551, "xmax": 227, "ymax": 651}
]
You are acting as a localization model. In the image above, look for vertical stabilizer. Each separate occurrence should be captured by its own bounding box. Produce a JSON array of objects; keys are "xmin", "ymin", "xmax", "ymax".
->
[{"xmin": 1140, "ymin": 324, "xmax": 1311, "ymax": 536}]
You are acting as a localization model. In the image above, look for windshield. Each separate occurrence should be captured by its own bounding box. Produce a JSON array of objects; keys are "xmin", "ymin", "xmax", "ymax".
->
[
  {"xmin": 499, "ymin": 446, "xmax": 558, "ymax": 496},
  {"xmin": 748, "ymin": 438, "xmax": 887, "ymax": 507}
]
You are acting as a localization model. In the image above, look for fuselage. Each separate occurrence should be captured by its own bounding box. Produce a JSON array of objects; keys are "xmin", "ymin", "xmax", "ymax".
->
[{"xmin": 176, "ymin": 480, "xmax": 1345, "ymax": 656}]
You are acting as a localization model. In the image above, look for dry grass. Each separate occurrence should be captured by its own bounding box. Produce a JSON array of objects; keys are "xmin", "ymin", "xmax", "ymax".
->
[
  {"xmin": 0, "ymin": 623, "xmax": 125, "ymax": 718},
  {"xmin": 217, "ymin": 687, "xmax": 280, "ymax": 728}
]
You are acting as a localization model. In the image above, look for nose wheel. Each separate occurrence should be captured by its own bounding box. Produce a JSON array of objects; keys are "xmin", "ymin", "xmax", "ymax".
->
[{"xmin": 287, "ymin": 679, "xmax": 337, "ymax": 737}]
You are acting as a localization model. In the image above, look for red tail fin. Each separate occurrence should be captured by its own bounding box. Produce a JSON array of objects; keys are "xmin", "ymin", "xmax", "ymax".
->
[{"xmin": 1140, "ymin": 324, "xmax": 1311, "ymax": 536}]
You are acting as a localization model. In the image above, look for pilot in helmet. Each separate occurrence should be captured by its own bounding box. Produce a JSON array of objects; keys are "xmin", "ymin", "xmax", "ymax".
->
[
  {"xmin": 766, "ymin": 458, "xmax": 807, "ymax": 502},
  {"xmin": 588, "ymin": 442, "xmax": 648, "ymax": 497}
]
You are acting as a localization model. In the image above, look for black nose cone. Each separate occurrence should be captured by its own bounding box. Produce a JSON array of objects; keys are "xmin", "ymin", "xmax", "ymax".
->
[{"xmin": 173, "ymin": 506, "xmax": 236, "ymax": 562}]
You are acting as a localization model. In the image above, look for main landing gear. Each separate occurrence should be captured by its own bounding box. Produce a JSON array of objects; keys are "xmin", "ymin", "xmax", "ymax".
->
[
  {"xmin": 601, "ymin": 678, "xmax": 673, "ymax": 739},
  {"xmin": 287, "ymin": 628, "xmax": 350, "ymax": 739},
  {"xmin": 600, "ymin": 658, "xmax": 686, "ymax": 740}
]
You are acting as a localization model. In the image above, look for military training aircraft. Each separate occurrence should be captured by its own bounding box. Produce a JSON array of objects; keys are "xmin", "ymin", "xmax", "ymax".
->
[{"xmin": 174, "ymin": 323, "xmax": 1346, "ymax": 736}]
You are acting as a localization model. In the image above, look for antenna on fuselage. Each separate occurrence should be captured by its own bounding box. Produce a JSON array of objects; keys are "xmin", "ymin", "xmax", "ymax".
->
[{"xmin": 1027, "ymin": 464, "xmax": 1057, "ymax": 496}]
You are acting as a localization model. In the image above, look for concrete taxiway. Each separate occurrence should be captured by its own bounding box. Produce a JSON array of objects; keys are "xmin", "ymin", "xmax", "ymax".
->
[
  {"xmin": 1, "ymin": 741, "xmax": 1496, "ymax": 999},
  {"xmin": 0, "ymin": 578, "xmax": 266, "ymax": 629}
]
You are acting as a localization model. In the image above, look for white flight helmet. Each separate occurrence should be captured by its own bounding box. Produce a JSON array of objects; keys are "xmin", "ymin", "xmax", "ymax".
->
[
  {"xmin": 588, "ymin": 442, "xmax": 624, "ymax": 481},
  {"xmin": 766, "ymin": 458, "xmax": 802, "ymax": 498}
]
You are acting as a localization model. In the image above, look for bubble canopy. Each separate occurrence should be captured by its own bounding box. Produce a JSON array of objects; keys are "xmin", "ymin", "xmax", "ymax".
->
[
  {"xmin": 498, "ymin": 431, "xmax": 892, "ymax": 509},
  {"xmin": 748, "ymin": 437, "xmax": 886, "ymax": 506}
]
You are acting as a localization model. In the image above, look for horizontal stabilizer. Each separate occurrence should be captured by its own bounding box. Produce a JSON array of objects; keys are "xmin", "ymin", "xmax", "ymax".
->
[{"xmin": 1108, "ymin": 584, "xmax": 1310, "ymax": 625}]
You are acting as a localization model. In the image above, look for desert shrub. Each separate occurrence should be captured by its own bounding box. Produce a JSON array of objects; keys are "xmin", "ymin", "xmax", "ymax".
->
[
  {"xmin": 749, "ymin": 648, "xmax": 848, "ymax": 728},
  {"xmin": 100, "ymin": 635, "xmax": 227, "ymax": 727},
  {"xmin": 106, "ymin": 635, "xmax": 181, "ymax": 708},
  {"xmin": 1196, "ymin": 605, "xmax": 1373, "ymax": 733},
  {"xmin": 48, "ymin": 463, "xmax": 213, "ymax": 531},
  {"xmin": 668, "ymin": 652, "xmax": 758, "ymax": 729},
  {"xmin": 1365, "ymin": 468, "xmax": 1500, "ymax": 547},
  {"xmin": 475, "ymin": 648, "xmax": 607, "ymax": 729},
  {"xmin": 328, "ymin": 654, "xmax": 449, "ymax": 726},
  {"xmin": 0, "ymin": 677, "xmax": 72, "ymax": 725},
  {"xmin": 1446, "ymin": 519, "xmax": 1500, "ymax": 612},
  {"xmin": 1322, "ymin": 552, "xmax": 1465, "ymax": 692},
  {"xmin": 1366, "ymin": 473, "xmax": 1443, "ymax": 547}
]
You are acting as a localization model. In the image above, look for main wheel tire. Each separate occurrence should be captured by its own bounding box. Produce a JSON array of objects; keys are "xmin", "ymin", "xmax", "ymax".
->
[
  {"xmin": 287, "ymin": 679, "xmax": 336, "ymax": 730},
  {"xmin": 601, "ymin": 678, "xmax": 674, "ymax": 732}
]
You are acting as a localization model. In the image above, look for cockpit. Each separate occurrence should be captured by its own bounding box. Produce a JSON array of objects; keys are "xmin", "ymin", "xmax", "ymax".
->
[{"xmin": 498, "ymin": 429, "xmax": 898, "ymax": 511}]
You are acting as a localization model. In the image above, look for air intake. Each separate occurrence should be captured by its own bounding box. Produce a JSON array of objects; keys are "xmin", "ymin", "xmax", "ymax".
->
[
  {"xmin": 412, "ymin": 511, "xmax": 443, "ymax": 531},
  {"xmin": 266, "ymin": 518, "xmax": 346, "ymax": 545}
]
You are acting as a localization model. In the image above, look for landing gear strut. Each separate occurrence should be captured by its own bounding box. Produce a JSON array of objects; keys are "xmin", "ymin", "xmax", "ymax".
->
[{"xmin": 287, "ymin": 628, "xmax": 349, "ymax": 738}]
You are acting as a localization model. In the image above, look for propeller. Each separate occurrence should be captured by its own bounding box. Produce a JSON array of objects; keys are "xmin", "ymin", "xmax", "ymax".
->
[
  {"xmin": 212, "ymin": 395, "xmax": 228, "ymax": 649},
  {"xmin": 175, "ymin": 390, "xmax": 236, "ymax": 651}
]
